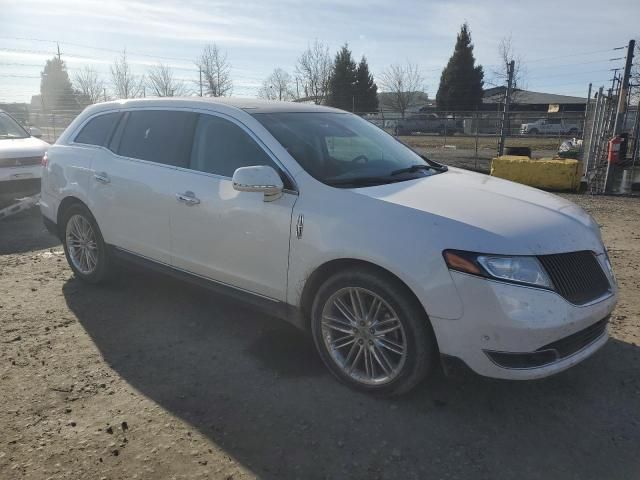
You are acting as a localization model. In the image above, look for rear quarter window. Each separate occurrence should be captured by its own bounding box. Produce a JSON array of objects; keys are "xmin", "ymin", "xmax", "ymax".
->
[{"xmin": 74, "ymin": 112, "xmax": 120, "ymax": 146}]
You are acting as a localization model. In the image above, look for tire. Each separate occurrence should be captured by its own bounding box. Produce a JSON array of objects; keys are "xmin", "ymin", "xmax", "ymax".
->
[
  {"xmin": 61, "ymin": 203, "xmax": 112, "ymax": 284},
  {"xmin": 528, "ymin": 129, "xmax": 539, "ymax": 135},
  {"xmin": 311, "ymin": 267, "xmax": 437, "ymax": 396},
  {"xmin": 437, "ymin": 126, "xmax": 446, "ymax": 136}
]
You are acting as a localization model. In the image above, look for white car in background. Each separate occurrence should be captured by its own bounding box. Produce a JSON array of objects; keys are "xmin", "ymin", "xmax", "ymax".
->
[
  {"xmin": 40, "ymin": 98, "xmax": 617, "ymax": 395},
  {"xmin": 0, "ymin": 110, "xmax": 48, "ymax": 198}
]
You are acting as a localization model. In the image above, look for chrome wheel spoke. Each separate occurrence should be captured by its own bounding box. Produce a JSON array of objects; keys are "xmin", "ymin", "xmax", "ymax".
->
[
  {"xmin": 377, "ymin": 337, "xmax": 405, "ymax": 355},
  {"xmin": 322, "ymin": 315, "xmax": 355, "ymax": 335},
  {"xmin": 367, "ymin": 297, "xmax": 382, "ymax": 323},
  {"xmin": 333, "ymin": 297, "xmax": 357, "ymax": 325},
  {"xmin": 347, "ymin": 344, "xmax": 364, "ymax": 374},
  {"xmin": 371, "ymin": 345, "xmax": 393, "ymax": 375},
  {"xmin": 363, "ymin": 347, "xmax": 372, "ymax": 379},
  {"xmin": 374, "ymin": 323, "xmax": 401, "ymax": 336},
  {"xmin": 331, "ymin": 335, "xmax": 356, "ymax": 350}
]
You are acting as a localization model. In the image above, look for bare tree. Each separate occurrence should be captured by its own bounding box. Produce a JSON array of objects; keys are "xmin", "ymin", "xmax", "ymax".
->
[
  {"xmin": 196, "ymin": 44, "xmax": 233, "ymax": 97},
  {"xmin": 491, "ymin": 35, "xmax": 526, "ymax": 100},
  {"xmin": 258, "ymin": 68, "xmax": 295, "ymax": 101},
  {"xmin": 295, "ymin": 40, "xmax": 332, "ymax": 104},
  {"xmin": 378, "ymin": 62, "xmax": 424, "ymax": 118},
  {"xmin": 110, "ymin": 50, "xmax": 145, "ymax": 99},
  {"xmin": 73, "ymin": 67, "xmax": 106, "ymax": 105},
  {"xmin": 147, "ymin": 63, "xmax": 187, "ymax": 97}
]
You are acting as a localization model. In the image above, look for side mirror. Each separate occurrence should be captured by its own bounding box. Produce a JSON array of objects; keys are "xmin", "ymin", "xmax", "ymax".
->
[
  {"xmin": 29, "ymin": 126, "xmax": 43, "ymax": 138},
  {"xmin": 232, "ymin": 165, "xmax": 284, "ymax": 202}
]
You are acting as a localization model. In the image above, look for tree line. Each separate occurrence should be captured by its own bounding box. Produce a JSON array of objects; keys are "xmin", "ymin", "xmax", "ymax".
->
[{"xmin": 40, "ymin": 23, "xmax": 519, "ymax": 117}]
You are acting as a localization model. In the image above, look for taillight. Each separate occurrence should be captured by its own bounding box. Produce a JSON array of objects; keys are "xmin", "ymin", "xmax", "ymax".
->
[{"xmin": 41, "ymin": 152, "xmax": 48, "ymax": 167}]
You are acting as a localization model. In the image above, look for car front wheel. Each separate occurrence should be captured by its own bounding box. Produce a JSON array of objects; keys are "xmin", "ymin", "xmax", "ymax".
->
[
  {"xmin": 61, "ymin": 203, "xmax": 111, "ymax": 284},
  {"xmin": 311, "ymin": 267, "xmax": 437, "ymax": 395}
]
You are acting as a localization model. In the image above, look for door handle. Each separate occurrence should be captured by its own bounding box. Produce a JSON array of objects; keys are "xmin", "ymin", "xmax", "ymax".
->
[
  {"xmin": 176, "ymin": 191, "xmax": 200, "ymax": 205},
  {"xmin": 94, "ymin": 172, "xmax": 110, "ymax": 184}
]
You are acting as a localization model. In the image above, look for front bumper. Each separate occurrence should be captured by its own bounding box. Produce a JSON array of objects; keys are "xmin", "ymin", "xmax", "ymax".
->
[{"xmin": 431, "ymin": 271, "xmax": 617, "ymax": 380}]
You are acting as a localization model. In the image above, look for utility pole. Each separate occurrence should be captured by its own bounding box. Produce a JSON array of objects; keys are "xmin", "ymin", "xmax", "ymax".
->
[
  {"xmin": 199, "ymin": 67, "xmax": 203, "ymax": 97},
  {"xmin": 56, "ymin": 42, "xmax": 61, "ymax": 61},
  {"xmin": 605, "ymin": 39, "xmax": 635, "ymax": 192},
  {"xmin": 583, "ymin": 82, "xmax": 592, "ymax": 139},
  {"xmin": 498, "ymin": 60, "xmax": 515, "ymax": 157},
  {"xmin": 103, "ymin": 88, "xmax": 107, "ymax": 102},
  {"xmin": 584, "ymin": 86, "xmax": 604, "ymax": 176}
]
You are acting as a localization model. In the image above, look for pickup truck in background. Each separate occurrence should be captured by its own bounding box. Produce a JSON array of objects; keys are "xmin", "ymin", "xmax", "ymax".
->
[
  {"xmin": 520, "ymin": 119, "xmax": 580, "ymax": 136},
  {"xmin": 396, "ymin": 113, "xmax": 460, "ymax": 136}
]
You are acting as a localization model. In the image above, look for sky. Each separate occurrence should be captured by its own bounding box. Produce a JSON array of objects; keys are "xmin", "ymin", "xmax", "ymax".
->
[{"xmin": 0, "ymin": 0, "xmax": 638, "ymax": 104}]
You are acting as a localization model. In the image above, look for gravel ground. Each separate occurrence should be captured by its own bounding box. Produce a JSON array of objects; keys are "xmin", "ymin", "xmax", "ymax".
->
[{"xmin": 1, "ymin": 194, "xmax": 639, "ymax": 480}]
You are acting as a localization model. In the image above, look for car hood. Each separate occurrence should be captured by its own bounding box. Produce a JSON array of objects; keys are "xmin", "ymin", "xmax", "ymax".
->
[
  {"xmin": 0, "ymin": 137, "xmax": 49, "ymax": 159},
  {"xmin": 354, "ymin": 167, "xmax": 604, "ymax": 255}
]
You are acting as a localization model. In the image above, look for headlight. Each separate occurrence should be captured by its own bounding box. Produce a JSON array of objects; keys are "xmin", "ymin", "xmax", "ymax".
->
[{"xmin": 443, "ymin": 250, "xmax": 554, "ymax": 289}]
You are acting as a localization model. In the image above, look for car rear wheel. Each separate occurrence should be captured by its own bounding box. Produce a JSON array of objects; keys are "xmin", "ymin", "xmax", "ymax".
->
[
  {"xmin": 311, "ymin": 267, "xmax": 437, "ymax": 395},
  {"xmin": 61, "ymin": 203, "xmax": 111, "ymax": 284}
]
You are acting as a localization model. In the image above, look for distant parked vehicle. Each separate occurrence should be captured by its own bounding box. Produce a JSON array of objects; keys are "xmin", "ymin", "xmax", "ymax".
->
[
  {"xmin": 0, "ymin": 109, "xmax": 48, "ymax": 197},
  {"xmin": 520, "ymin": 119, "xmax": 580, "ymax": 136},
  {"xmin": 396, "ymin": 113, "xmax": 459, "ymax": 136}
]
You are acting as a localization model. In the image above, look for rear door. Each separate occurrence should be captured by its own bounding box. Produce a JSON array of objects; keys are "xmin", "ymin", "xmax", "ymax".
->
[
  {"xmin": 169, "ymin": 113, "xmax": 296, "ymax": 301},
  {"xmin": 88, "ymin": 109, "xmax": 197, "ymax": 264}
]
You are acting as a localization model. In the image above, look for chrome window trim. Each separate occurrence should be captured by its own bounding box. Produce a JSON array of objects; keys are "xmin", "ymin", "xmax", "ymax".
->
[{"xmin": 71, "ymin": 106, "xmax": 298, "ymax": 193}]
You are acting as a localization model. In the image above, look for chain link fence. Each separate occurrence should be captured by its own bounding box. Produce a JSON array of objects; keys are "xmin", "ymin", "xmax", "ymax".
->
[{"xmin": 24, "ymin": 104, "xmax": 623, "ymax": 174}]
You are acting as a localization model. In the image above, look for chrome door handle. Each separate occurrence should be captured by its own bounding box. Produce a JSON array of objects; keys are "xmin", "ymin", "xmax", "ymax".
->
[
  {"xmin": 176, "ymin": 191, "xmax": 200, "ymax": 205},
  {"xmin": 94, "ymin": 172, "xmax": 110, "ymax": 184}
]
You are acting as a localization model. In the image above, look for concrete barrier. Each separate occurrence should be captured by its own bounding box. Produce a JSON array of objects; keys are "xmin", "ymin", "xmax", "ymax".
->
[{"xmin": 490, "ymin": 156, "xmax": 582, "ymax": 191}]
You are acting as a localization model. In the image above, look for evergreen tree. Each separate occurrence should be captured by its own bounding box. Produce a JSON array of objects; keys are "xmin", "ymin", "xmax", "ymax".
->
[
  {"xmin": 436, "ymin": 23, "xmax": 484, "ymax": 111},
  {"xmin": 327, "ymin": 44, "xmax": 357, "ymax": 111},
  {"xmin": 354, "ymin": 56, "xmax": 378, "ymax": 113},
  {"xmin": 40, "ymin": 57, "xmax": 78, "ymax": 111}
]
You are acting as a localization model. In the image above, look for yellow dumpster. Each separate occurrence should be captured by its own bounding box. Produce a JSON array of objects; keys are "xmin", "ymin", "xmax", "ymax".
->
[{"xmin": 490, "ymin": 156, "xmax": 582, "ymax": 191}]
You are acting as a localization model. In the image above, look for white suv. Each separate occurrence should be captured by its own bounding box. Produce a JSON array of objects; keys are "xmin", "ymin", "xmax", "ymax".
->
[{"xmin": 41, "ymin": 98, "xmax": 617, "ymax": 395}]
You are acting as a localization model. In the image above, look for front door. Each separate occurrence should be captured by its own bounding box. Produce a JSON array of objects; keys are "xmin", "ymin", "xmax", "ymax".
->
[{"xmin": 169, "ymin": 113, "xmax": 296, "ymax": 301}]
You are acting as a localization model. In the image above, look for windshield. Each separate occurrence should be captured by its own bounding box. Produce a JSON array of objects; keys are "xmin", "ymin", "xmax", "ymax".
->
[
  {"xmin": 253, "ymin": 112, "xmax": 445, "ymax": 187},
  {"xmin": 0, "ymin": 112, "xmax": 29, "ymax": 140}
]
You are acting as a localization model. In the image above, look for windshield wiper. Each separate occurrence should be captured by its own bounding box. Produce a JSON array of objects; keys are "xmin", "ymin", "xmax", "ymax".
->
[
  {"xmin": 391, "ymin": 162, "xmax": 448, "ymax": 176},
  {"xmin": 325, "ymin": 176, "xmax": 403, "ymax": 187},
  {"xmin": 390, "ymin": 164, "xmax": 433, "ymax": 176}
]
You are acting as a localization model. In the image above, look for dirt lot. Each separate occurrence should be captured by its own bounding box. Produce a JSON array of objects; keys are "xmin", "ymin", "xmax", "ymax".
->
[
  {"xmin": 1, "ymin": 195, "xmax": 639, "ymax": 480},
  {"xmin": 403, "ymin": 135, "xmax": 562, "ymax": 173}
]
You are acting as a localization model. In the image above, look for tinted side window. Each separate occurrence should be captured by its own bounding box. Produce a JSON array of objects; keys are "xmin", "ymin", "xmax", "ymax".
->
[
  {"xmin": 190, "ymin": 114, "xmax": 278, "ymax": 178},
  {"xmin": 118, "ymin": 110, "xmax": 198, "ymax": 167},
  {"xmin": 75, "ymin": 112, "xmax": 120, "ymax": 146}
]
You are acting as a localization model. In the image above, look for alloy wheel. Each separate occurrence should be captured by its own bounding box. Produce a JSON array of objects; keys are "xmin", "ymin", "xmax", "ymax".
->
[
  {"xmin": 65, "ymin": 214, "xmax": 99, "ymax": 275},
  {"xmin": 320, "ymin": 287, "xmax": 407, "ymax": 385}
]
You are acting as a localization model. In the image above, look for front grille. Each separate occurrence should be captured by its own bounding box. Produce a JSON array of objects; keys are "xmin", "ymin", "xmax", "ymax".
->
[
  {"xmin": 539, "ymin": 317, "xmax": 609, "ymax": 359},
  {"xmin": 0, "ymin": 156, "xmax": 42, "ymax": 167},
  {"xmin": 538, "ymin": 251, "xmax": 610, "ymax": 305}
]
